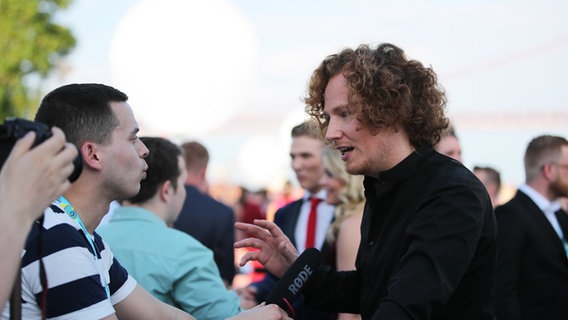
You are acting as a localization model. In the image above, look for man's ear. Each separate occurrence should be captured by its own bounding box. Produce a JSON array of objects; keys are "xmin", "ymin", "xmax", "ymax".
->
[
  {"xmin": 199, "ymin": 167, "xmax": 207, "ymax": 181},
  {"xmin": 542, "ymin": 162, "xmax": 555, "ymax": 181},
  {"xmin": 81, "ymin": 142, "xmax": 102, "ymax": 171},
  {"xmin": 159, "ymin": 180, "xmax": 172, "ymax": 202}
]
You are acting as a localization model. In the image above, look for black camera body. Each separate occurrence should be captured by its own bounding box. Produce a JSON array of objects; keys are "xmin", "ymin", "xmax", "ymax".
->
[{"xmin": 0, "ymin": 118, "xmax": 82, "ymax": 182}]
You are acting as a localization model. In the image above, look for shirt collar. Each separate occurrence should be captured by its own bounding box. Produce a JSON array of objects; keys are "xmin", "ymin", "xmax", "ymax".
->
[
  {"xmin": 110, "ymin": 206, "xmax": 168, "ymax": 227},
  {"xmin": 365, "ymin": 145, "xmax": 433, "ymax": 189},
  {"xmin": 519, "ymin": 184, "xmax": 561, "ymax": 214},
  {"xmin": 303, "ymin": 189, "xmax": 327, "ymax": 202}
]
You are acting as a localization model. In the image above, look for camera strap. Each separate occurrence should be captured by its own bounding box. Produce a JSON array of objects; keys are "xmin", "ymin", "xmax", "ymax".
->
[
  {"xmin": 9, "ymin": 268, "xmax": 21, "ymax": 320},
  {"xmin": 55, "ymin": 196, "xmax": 111, "ymax": 299}
]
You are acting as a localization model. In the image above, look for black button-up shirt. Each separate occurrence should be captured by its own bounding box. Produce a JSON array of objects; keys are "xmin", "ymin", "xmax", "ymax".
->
[{"xmin": 305, "ymin": 146, "xmax": 496, "ymax": 319}]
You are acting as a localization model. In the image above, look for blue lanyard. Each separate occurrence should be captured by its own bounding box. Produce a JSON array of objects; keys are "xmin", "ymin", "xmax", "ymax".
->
[{"xmin": 55, "ymin": 196, "xmax": 111, "ymax": 299}]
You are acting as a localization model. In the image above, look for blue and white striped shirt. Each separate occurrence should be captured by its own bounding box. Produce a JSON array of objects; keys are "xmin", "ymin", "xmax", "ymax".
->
[{"xmin": 2, "ymin": 202, "xmax": 137, "ymax": 319}]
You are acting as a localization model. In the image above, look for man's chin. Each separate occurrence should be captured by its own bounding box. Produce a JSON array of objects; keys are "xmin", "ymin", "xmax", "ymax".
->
[
  {"xmin": 345, "ymin": 163, "xmax": 363, "ymax": 176},
  {"xmin": 124, "ymin": 186, "xmax": 141, "ymax": 199}
]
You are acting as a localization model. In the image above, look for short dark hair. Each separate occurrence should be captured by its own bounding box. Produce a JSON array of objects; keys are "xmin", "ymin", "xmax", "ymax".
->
[
  {"xmin": 524, "ymin": 135, "xmax": 568, "ymax": 182},
  {"xmin": 129, "ymin": 137, "xmax": 182, "ymax": 203},
  {"xmin": 305, "ymin": 43, "xmax": 448, "ymax": 148},
  {"xmin": 473, "ymin": 166, "xmax": 501, "ymax": 190},
  {"xmin": 35, "ymin": 83, "xmax": 127, "ymax": 147},
  {"xmin": 181, "ymin": 141, "xmax": 209, "ymax": 173}
]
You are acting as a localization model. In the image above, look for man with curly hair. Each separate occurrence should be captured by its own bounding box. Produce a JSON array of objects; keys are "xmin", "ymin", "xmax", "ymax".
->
[{"xmin": 235, "ymin": 43, "xmax": 496, "ymax": 319}]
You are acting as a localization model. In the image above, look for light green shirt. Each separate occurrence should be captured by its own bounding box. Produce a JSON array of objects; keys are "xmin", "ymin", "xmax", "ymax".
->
[{"xmin": 98, "ymin": 206, "xmax": 241, "ymax": 320}]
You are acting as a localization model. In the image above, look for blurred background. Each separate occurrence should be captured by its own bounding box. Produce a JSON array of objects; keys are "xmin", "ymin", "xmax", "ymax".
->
[{"xmin": 2, "ymin": 0, "xmax": 568, "ymax": 203}]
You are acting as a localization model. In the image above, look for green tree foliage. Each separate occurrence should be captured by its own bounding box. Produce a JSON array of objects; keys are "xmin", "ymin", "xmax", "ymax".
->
[{"xmin": 0, "ymin": 0, "xmax": 75, "ymax": 120}]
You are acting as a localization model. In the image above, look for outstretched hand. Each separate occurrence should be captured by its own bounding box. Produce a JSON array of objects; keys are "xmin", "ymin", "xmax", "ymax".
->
[{"xmin": 234, "ymin": 219, "xmax": 299, "ymax": 278}]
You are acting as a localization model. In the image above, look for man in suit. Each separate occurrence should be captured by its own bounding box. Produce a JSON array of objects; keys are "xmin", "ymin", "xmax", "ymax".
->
[
  {"xmin": 496, "ymin": 134, "xmax": 568, "ymax": 319},
  {"xmin": 173, "ymin": 141, "xmax": 236, "ymax": 286},
  {"xmin": 239, "ymin": 120, "xmax": 335, "ymax": 320}
]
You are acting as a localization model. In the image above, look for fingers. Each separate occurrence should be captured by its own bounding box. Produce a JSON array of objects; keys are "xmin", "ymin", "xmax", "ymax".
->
[
  {"xmin": 29, "ymin": 126, "xmax": 66, "ymax": 156},
  {"xmin": 236, "ymin": 286, "xmax": 257, "ymax": 301},
  {"xmin": 253, "ymin": 219, "xmax": 286, "ymax": 238},
  {"xmin": 238, "ymin": 250, "xmax": 260, "ymax": 267},
  {"xmin": 235, "ymin": 221, "xmax": 272, "ymax": 241},
  {"xmin": 56, "ymin": 142, "xmax": 80, "ymax": 178},
  {"xmin": 278, "ymin": 240, "xmax": 300, "ymax": 261},
  {"xmin": 34, "ymin": 128, "xmax": 79, "ymax": 186},
  {"xmin": 236, "ymin": 286, "xmax": 258, "ymax": 309},
  {"xmin": 263, "ymin": 303, "xmax": 292, "ymax": 319},
  {"xmin": 234, "ymin": 220, "xmax": 286, "ymax": 243},
  {"xmin": 234, "ymin": 237, "xmax": 266, "ymax": 250},
  {"xmin": 6, "ymin": 131, "xmax": 36, "ymax": 161}
]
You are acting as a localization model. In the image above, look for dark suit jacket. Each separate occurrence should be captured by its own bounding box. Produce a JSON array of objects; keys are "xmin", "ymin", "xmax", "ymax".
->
[
  {"xmin": 251, "ymin": 198, "xmax": 334, "ymax": 320},
  {"xmin": 174, "ymin": 185, "xmax": 236, "ymax": 284},
  {"xmin": 496, "ymin": 190, "xmax": 568, "ymax": 319}
]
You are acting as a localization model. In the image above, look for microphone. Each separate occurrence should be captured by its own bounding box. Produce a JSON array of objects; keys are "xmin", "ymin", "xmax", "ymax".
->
[{"xmin": 265, "ymin": 247, "xmax": 322, "ymax": 317}]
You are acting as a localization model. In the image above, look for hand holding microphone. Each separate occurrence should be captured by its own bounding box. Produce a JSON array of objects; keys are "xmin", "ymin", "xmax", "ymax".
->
[
  {"xmin": 234, "ymin": 219, "xmax": 320, "ymax": 317},
  {"xmin": 265, "ymin": 248, "xmax": 322, "ymax": 318}
]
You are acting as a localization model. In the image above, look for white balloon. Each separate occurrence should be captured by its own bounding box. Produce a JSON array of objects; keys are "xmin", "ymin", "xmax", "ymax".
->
[
  {"xmin": 278, "ymin": 107, "xmax": 312, "ymax": 146},
  {"xmin": 236, "ymin": 135, "xmax": 289, "ymax": 190},
  {"xmin": 109, "ymin": 0, "xmax": 259, "ymax": 136}
]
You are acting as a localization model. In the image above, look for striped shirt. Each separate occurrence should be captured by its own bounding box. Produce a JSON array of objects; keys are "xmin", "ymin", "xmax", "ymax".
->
[{"xmin": 2, "ymin": 202, "xmax": 136, "ymax": 319}]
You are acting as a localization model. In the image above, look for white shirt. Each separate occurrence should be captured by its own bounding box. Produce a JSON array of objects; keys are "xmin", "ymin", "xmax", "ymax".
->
[
  {"xmin": 519, "ymin": 184, "xmax": 563, "ymax": 239},
  {"xmin": 294, "ymin": 189, "xmax": 335, "ymax": 253}
]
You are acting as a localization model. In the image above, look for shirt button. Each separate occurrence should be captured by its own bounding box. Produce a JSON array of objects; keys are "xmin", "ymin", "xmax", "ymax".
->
[{"xmin": 368, "ymin": 241, "xmax": 375, "ymax": 246}]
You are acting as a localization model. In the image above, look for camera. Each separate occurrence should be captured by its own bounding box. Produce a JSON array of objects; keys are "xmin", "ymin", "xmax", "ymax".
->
[{"xmin": 0, "ymin": 117, "xmax": 83, "ymax": 182}]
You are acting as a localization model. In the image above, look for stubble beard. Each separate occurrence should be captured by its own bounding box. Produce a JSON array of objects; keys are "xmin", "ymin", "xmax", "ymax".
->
[{"xmin": 550, "ymin": 177, "xmax": 568, "ymax": 199}]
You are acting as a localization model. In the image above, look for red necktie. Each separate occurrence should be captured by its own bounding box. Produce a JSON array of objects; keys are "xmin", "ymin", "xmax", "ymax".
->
[{"xmin": 305, "ymin": 197, "xmax": 322, "ymax": 249}]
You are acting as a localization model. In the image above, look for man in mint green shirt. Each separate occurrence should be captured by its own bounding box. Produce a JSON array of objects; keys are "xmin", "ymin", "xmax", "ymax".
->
[{"xmin": 98, "ymin": 137, "xmax": 243, "ymax": 320}]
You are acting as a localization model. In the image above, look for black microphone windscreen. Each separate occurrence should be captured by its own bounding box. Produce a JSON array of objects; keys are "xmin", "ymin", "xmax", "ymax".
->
[{"xmin": 265, "ymin": 247, "xmax": 322, "ymax": 315}]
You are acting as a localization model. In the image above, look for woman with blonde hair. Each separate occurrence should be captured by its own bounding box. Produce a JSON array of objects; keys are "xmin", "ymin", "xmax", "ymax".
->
[{"xmin": 320, "ymin": 146, "xmax": 365, "ymax": 320}]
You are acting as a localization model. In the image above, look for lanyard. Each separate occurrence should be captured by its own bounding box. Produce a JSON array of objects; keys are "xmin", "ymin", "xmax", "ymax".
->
[{"xmin": 55, "ymin": 196, "xmax": 111, "ymax": 299}]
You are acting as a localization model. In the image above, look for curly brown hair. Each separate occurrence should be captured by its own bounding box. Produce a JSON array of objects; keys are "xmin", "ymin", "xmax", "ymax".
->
[{"xmin": 304, "ymin": 43, "xmax": 448, "ymax": 148}]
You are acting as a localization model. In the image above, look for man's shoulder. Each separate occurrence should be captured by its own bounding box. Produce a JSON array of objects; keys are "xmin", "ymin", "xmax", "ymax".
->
[
  {"xmin": 495, "ymin": 191, "xmax": 536, "ymax": 222},
  {"xmin": 167, "ymin": 227, "xmax": 207, "ymax": 246},
  {"xmin": 274, "ymin": 198, "xmax": 303, "ymax": 218},
  {"xmin": 496, "ymin": 191, "xmax": 527, "ymax": 210},
  {"xmin": 185, "ymin": 186, "xmax": 233, "ymax": 214},
  {"xmin": 23, "ymin": 221, "xmax": 85, "ymax": 268},
  {"xmin": 26, "ymin": 204, "xmax": 82, "ymax": 245}
]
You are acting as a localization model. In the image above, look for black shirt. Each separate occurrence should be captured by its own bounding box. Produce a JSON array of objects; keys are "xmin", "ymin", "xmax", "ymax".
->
[{"xmin": 304, "ymin": 146, "xmax": 496, "ymax": 319}]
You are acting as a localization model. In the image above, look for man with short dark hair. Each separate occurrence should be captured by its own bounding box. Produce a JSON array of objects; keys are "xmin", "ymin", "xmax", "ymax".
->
[
  {"xmin": 3, "ymin": 83, "xmax": 289, "ymax": 320},
  {"xmin": 4, "ymin": 83, "xmax": 193, "ymax": 319}
]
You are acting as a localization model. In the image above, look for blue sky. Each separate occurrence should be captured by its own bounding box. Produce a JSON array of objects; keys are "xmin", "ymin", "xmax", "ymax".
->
[{"xmin": 49, "ymin": 0, "xmax": 568, "ymax": 191}]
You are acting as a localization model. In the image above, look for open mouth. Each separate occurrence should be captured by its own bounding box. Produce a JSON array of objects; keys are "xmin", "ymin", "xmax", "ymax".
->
[{"xmin": 338, "ymin": 146, "xmax": 354, "ymax": 156}]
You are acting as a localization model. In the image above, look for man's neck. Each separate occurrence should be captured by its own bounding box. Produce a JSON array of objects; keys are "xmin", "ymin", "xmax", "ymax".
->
[
  {"xmin": 526, "ymin": 179, "xmax": 557, "ymax": 202},
  {"xmin": 62, "ymin": 191, "xmax": 110, "ymax": 234},
  {"xmin": 124, "ymin": 201, "xmax": 170, "ymax": 225},
  {"xmin": 307, "ymin": 188, "xmax": 323, "ymax": 197}
]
